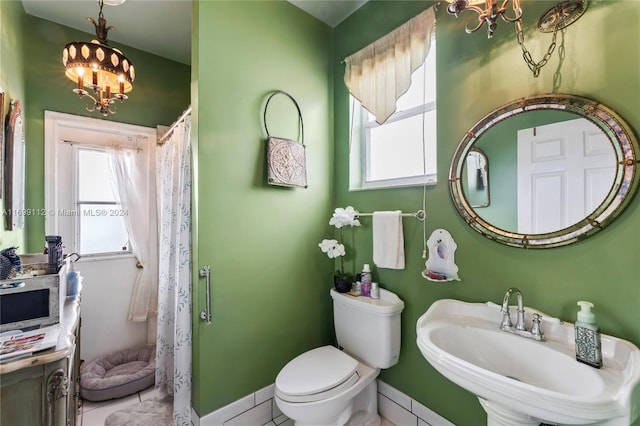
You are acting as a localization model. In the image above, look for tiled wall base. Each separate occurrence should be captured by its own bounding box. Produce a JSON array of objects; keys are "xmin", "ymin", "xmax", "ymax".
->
[
  {"xmin": 377, "ymin": 381, "xmax": 455, "ymax": 426},
  {"xmin": 192, "ymin": 383, "xmax": 290, "ymax": 426},
  {"xmin": 192, "ymin": 380, "xmax": 453, "ymax": 426}
]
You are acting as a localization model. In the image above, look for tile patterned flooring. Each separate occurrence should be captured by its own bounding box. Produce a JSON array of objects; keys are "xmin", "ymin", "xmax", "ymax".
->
[
  {"xmin": 78, "ymin": 386, "xmax": 396, "ymax": 426},
  {"xmin": 78, "ymin": 386, "xmax": 164, "ymax": 426}
]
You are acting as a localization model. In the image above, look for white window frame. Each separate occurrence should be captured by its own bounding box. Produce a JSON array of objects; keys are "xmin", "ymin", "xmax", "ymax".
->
[
  {"xmin": 44, "ymin": 111, "xmax": 156, "ymax": 259},
  {"xmin": 349, "ymin": 36, "xmax": 437, "ymax": 191}
]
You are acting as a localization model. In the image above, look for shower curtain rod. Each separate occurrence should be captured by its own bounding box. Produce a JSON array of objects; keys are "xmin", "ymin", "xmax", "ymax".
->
[
  {"xmin": 357, "ymin": 209, "xmax": 426, "ymax": 221},
  {"xmin": 62, "ymin": 140, "xmax": 142, "ymax": 153},
  {"xmin": 158, "ymin": 106, "xmax": 192, "ymax": 145}
]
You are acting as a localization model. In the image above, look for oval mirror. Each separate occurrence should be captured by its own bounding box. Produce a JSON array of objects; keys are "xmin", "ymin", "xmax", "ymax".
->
[{"xmin": 449, "ymin": 94, "xmax": 639, "ymax": 248}]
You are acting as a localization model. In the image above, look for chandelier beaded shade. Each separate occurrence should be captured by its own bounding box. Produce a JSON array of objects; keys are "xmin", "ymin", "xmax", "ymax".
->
[{"xmin": 62, "ymin": 0, "xmax": 135, "ymax": 115}]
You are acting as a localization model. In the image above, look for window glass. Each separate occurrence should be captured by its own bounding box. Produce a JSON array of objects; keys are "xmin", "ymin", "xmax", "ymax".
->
[
  {"xmin": 394, "ymin": 54, "xmax": 436, "ymax": 110},
  {"xmin": 79, "ymin": 203, "xmax": 129, "ymax": 254},
  {"xmin": 78, "ymin": 149, "xmax": 116, "ymax": 202},
  {"xmin": 350, "ymin": 37, "xmax": 437, "ymax": 190},
  {"xmin": 367, "ymin": 110, "xmax": 437, "ymax": 181},
  {"xmin": 76, "ymin": 148, "xmax": 129, "ymax": 255}
]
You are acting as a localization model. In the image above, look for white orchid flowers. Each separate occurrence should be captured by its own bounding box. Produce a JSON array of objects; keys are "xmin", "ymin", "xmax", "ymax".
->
[
  {"xmin": 319, "ymin": 239, "xmax": 345, "ymax": 259},
  {"xmin": 319, "ymin": 207, "xmax": 361, "ymax": 278},
  {"xmin": 328, "ymin": 206, "xmax": 361, "ymax": 229}
]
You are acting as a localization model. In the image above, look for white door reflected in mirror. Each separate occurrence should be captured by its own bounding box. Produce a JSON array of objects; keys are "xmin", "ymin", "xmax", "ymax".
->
[{"xmin": 516, "ymin": 118, "xmax": 615, "ymax": 234}]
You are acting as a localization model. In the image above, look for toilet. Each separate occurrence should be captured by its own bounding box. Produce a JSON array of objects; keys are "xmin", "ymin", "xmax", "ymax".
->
[{"xmin": 274, "ymin": 288, "xmax": 405, "ymax": 426}]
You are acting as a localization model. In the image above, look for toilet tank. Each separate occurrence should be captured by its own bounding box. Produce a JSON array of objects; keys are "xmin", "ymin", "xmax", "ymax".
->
[{"xmin": 330, "ymin": 288, "xmax": 404, "ymax": 369}]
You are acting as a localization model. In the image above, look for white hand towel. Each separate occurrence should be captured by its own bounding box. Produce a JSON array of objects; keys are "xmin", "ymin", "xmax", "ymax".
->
[{"xmin": 373, "ymin": 211, "xmax": 405, "ymax": 269}]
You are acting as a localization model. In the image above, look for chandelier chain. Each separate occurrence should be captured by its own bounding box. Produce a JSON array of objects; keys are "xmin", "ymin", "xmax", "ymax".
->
[
  {"xmin": 552, "ymin": 37, "xmax": 566, "ymax": 92},
  {"xmin": 515, "ymin": 19, "xmax": 558, "ymax": 78}
]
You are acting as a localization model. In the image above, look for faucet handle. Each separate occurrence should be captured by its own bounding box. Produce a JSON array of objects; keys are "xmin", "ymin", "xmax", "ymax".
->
[{"xmin": 530, "ymin": 313, "xmax": 544, "ymax": 341}]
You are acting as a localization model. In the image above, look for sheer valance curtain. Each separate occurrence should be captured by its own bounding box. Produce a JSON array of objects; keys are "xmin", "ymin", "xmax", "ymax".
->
[{"xmin": 343, "ymin": 6, "xmax": 436, "ymax": 125}]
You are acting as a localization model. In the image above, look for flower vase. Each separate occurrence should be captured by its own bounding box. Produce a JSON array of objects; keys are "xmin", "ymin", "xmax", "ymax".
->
[{"xmin": 334, "ymin": 275, "xmax": 351, "ymax": 293}]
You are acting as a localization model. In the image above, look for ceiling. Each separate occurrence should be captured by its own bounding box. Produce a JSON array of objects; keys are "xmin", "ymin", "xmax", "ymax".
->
[
  {"xmin": 20, "ymin": 0, "xmax": 368, "ymax": 66},
  {"xmin": 287, "ymin": 0, "xmax": 367, "ymax": 27}
]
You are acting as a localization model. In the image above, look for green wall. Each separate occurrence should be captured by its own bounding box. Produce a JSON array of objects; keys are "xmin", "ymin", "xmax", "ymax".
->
[
  {"xmin": 3, "ymin": 1, "xmax": 191, "ymax": 252},
  {"xmin": 334, "ymin": 0, "xmax": 640, "ymax": 424},
  {"xmin": 192, "ymin": 0, "xmax": 334, "ymax": 415},
  {"xmin": 6, "ymin": 0, "xmax": 640, "ymax": 423},
  {"xmin": 21, "ymin": 14, "xmax": 190, "ymax": 252},
  {"xmin": 0, "ymin": 0, "xmax": 26, "ymax": 250}
]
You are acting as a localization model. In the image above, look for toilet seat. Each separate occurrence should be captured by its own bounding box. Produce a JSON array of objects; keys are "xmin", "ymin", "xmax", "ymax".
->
[{"xmin": 275, "ymin": 346, "xmax": 360, "ymax": 403}]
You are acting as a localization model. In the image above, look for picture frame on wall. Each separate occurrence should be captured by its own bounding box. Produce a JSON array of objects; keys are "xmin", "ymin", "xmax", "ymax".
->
[{"xmin": 4, "ymin": 99, "xmax": 25, "ymax": 230}]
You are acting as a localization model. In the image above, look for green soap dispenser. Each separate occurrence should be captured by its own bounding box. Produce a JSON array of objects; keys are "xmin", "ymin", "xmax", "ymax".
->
[{"xmin": 575, "ymin": 301, "xmax": 602, "ymax": 368}]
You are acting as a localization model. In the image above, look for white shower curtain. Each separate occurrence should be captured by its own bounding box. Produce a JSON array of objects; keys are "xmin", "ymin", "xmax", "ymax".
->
[{"xmin": 155, "ymin": 116, "xmax": 192, "ymax": 425}]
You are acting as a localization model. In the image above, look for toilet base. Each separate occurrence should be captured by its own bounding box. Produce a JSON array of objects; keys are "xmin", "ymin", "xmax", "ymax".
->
[
  {"xmin": 346, "ymin": 412, "xmax": 381, "ymax": 426},
  {"xmin": 289, "ymin": 380, "xmax": 380, "ymax": 426},
  {"xmin": 345, "ymin": 380, "xmax": 380, "ymax": 426}
]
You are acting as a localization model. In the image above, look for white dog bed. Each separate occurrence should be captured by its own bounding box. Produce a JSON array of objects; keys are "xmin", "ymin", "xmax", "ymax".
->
[{"xmin": 80, "ymin": 344, "xmax": 156, "ymax": 401}]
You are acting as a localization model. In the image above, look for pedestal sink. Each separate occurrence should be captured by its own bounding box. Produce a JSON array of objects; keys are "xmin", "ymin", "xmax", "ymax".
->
[{"xmin": 416, "ymin": 299, "xmax": 640, "ymax": 426}]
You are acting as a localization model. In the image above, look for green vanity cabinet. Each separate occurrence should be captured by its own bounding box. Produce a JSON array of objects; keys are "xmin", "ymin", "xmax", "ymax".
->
[
  {"xmin": 0, "ymin": 297, "xmax": 81, "ymax": 426},
  {"xmin": 1, "ymin": 357, "xmax": 72, "ymax": 425}
]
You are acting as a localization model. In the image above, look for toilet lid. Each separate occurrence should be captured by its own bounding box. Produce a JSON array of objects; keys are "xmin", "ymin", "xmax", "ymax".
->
[{"xmin": 275, "ymin": 346, "xmax": 358, "ymax": 399}]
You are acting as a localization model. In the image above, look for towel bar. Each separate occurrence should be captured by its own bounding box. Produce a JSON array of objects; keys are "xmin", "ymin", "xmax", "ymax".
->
[{"xmin": 357, "ymin": 209, "xmax": 426, "ymax": 221}]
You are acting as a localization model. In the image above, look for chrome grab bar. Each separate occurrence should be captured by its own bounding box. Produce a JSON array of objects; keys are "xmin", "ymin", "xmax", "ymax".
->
[{"xmin": 199, "ymin": 265, "xmax": 212, "ymax": 324}]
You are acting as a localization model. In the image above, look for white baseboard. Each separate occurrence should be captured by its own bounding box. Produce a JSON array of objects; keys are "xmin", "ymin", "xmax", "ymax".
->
[
  {"xmin": 377, "ymin": 381, "xmax": 455, "ymax": 426},
  {"xmin": 191, "ymin": 380, "xmax": 452, "ymax": 426}
]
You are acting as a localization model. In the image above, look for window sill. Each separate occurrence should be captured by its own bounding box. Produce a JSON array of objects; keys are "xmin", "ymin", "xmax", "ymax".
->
[
  {"xmin": 349, "ymin": 175, "xmax": 437, "ymax": 191},
  {"xmin": 76, "ymin": 252, "xmax": 135, "ymax": 263}
]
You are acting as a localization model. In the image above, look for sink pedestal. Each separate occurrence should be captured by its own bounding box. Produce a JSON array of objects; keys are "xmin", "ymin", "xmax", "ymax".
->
[{"xmin": 479, "ymin": 398, "xmax": 540, "ymax": 426}]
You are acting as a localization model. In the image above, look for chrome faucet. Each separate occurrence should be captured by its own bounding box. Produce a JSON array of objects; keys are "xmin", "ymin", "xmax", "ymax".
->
[
  {"xmin": 501, "ymin": 287, "xmax": 526, "ymax": 331},
  {"xmin": 500, "ymin": 287, "xmax": 544, "ymax": 341}
]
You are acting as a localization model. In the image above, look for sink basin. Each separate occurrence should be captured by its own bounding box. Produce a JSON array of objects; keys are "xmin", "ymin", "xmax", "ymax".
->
[{"xmin": 416, "ymin": 299, "xmax": 640, "ymax": 426}]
